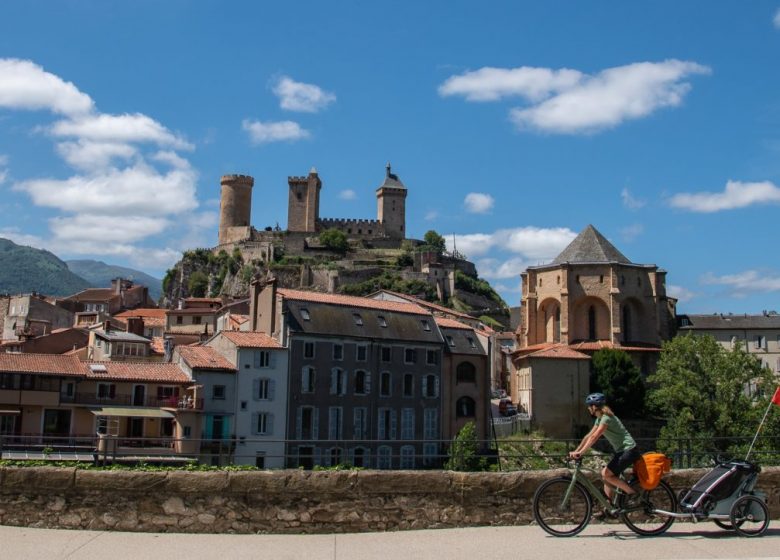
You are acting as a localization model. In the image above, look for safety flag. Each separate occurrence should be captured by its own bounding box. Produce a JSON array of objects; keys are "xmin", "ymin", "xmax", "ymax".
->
[{"xmin": 772, "ymin": 386, "xmax": 780, "ymax": 407}]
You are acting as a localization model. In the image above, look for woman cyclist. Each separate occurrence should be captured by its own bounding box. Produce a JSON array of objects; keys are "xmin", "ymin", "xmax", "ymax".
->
[{"xmin": 569, "ymin": 392, "xmax": 640, "ymax": 515}]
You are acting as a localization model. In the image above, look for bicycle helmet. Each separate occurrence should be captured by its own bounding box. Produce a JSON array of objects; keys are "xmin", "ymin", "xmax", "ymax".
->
[{"xmin": 585, "ymin": 392, "xmax": 606, "ymax": 406}]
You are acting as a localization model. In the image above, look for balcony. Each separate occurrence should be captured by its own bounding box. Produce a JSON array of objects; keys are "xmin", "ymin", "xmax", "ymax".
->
[{"xmin": 61, "ymin": 392, "xmax": 203, "ymax": 410}]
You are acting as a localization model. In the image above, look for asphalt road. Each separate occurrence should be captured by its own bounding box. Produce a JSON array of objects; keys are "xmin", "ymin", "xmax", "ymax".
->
[{"xmin": 2, "ymin": 523, "xmax": 778, "ymax": 560}]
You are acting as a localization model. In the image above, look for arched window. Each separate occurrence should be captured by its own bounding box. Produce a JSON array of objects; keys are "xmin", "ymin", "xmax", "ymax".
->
[
  {"xmin": 355, "ymin": 370, "xmax": 368, "ymax": 395},
  {"xmin": 456, "ymin": 396, "xmax": 476, "ymax": 418},
  {"xmin": 352, "ymin": 447, "xmax": 367, "ymax": 468},
  {"xmin": 623, "ymin": 306, "xmax": 632, "ymax": 343},
  {"xmin": 456, "ymin": 362, "xmax": 476, "ymax": 384},
  {"xmin": 588, "ymin": 306, "xmax": 596, "ymax": 340}
]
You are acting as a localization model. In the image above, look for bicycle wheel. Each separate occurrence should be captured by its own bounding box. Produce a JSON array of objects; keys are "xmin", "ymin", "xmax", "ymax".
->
[
  {"xmin": 730, "ymin": 495, "xmax": 769, "ymax": 537},
  {"xmin": 532, "ymin": 477, "xmax": 593, "ymax": 537},
  {"xmin": 619, "ymin": 479, "xmax": 676, "ymax": 536}
]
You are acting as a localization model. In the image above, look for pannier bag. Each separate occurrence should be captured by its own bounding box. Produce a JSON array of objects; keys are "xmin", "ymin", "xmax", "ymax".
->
[
  {"xmin": 633, "ymin": 452, "xmax": 672, "ymax": 490},
  {"xmin": 679, "ymin": 460, "xmax": 761, "ymax": 514}
]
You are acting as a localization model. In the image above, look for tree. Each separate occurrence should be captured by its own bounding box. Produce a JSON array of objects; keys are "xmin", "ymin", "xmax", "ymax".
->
[
  {"xmin": 590, "ymin": 349, "xmax": 645, "ymax": 418},
  {"xmin": 188, "ymin": 271, "xmax": 209, "ymax": 298},
  {"xmin": 319, "ymin": 228, "xmax": 349, "ymax": 253},
  {"xmin": 422, "ymin": 230, "xmax": 446, "ymax": 255},
  {"xmin": 445, "ymin": 421, "xmax": 488, "ymax": 471},
  {"xmin": 647, "ymin": 334, "xmax": 778, "ymax": 461}
]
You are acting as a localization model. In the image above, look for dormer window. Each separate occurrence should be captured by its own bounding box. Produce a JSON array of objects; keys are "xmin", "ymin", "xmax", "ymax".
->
[
  {"xmin": 378, "ymin": 315, "xmax": 387, "ymax": 328},
  {"xmin": 300, "ymin": 309, "xmax": 310, "ymax": 321},
  {"xmin": 446, "ymin": 336, "xmax": 456, "ymax": 347},
  {"xmin": 420, "ymin": 320, "xmax": 431, "ymax": 332},
  {"xmin": 467, "ymin": 336, "xmax": 477, "ymax": 349},
  {"xmin": 353, "ymin": 313, "xmax": 364, "ymax": 326}
]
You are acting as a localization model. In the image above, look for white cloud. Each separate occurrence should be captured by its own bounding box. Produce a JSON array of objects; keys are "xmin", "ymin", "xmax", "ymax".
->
[
  {"xmin": 476, "ymin": 257, "xmax": 529, "ymax": 280},
  {"xmin": 438, "ymin": 66, "xmax": 582, "ymax": 102},
  {"xmin": 620, "ymin": 223, "xmax": 644, "ymax": 242},
  {"xmin": 242, "ymin": 119, "xmax": 310, "ymax": 144},
  {"xmin": 50, "ymin": 113, "xmax": 192, "ymax": 150},
  {"xmin": 464, "ymin": 192, "xmax": 495, "ymax": 214},
  {"xmin": 493, "ymin": 282, "xmax": 522, "ymax": 294},
  {"xmin": 774, "ymin": 8, "xmax": 780, "ymax": 28},
  {"xmin": 55, "ymin": 140, "xmax": 137, "ymax": 171},
  {"xmin": 424, "ymin": 210, "xmax": 439, "ymax": 221},
  {"xmin": 0, "ymin": 228, "xmax": 47, "ymax": 249},
  {"xmin": 272, "ymin": 76, "xmax": 336, "ymax": 113},
  {"xmin": 0, "ymin": 58, "xmax": 94, "ymax": 116},
  {"xmin": 621, "ymin": 188, "xmax": 646, "ymax": 210},
  {"xmin": 702, "ymin": 270, "xmax": 780, "ymax": 294},
  {"xmin": 338, "ymin": 189, "xmax": 356, "ymax": 201},
  {"xmin": 669, "ymin": 180, "xmax": 780, "ymax": 212},
  {"xmin": 441, "ymin": 60, "xmax": 710, "ymax": 134},
  {"xmin": 449, "ymin": 226, "xmax": 576, "ymax": 260},
  {"xmin": 50, "ymin": 214, "xmax": 170, "ymax": 244},
  {"xmin": 0, "ymin": 154, "xmax": 8, "ymax": 184},
  {"xmin": 14, "ymin": 160, "xmax": 198, "ymax": 217},
  {"xmin": 667, "ymin": 284, "xmax": 696, "ymax": 303}
]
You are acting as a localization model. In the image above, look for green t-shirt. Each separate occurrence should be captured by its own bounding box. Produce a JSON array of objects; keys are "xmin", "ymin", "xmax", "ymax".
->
[{"xmin": 595, "ymin": 414, "xmax": 635, "ymax": 452}]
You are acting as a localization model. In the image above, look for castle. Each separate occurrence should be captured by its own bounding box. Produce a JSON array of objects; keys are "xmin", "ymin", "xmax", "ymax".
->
[{"xmin": 217, "ymin": 164, "xmax": 408, "ymax": 260}]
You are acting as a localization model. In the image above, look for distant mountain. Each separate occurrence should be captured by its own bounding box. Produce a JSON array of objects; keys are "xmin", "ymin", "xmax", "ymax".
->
[
  {"xmin": 66, "ymin": 260, "xmax": 162, "ymax": 301},
  {"xmin": 0, "ymin": 238, "xmax": 92, "ymax": 297}
]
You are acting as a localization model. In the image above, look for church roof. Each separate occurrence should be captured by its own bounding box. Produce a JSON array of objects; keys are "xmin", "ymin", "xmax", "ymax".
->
[
  {"xmin": 552, "ymin": 225, "xmax": 631, "ymax": 265},
  {"xmin": 377, "ymin": 163, "xmax": 405, "ymax": 190}
]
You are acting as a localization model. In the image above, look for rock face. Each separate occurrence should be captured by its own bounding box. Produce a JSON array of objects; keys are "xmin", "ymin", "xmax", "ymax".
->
[{"xmin": 0, "ymin": 468, "xmax": 777, "ymax": 534}]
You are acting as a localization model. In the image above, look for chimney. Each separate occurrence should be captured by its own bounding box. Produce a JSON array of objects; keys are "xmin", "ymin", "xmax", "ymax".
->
[
  {"xmin": 103, "ymin": 320, "xmax": 111, "ymax": 332},
  {"xmin": 126, "ymin": 317, "xmax": 144, "ymax": 336}
]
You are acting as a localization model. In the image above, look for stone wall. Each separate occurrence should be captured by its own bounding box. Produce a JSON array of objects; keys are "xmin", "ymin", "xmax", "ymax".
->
[{"xmin": 0, "ymin": 467, "xmax": 777, "ymax": 534}]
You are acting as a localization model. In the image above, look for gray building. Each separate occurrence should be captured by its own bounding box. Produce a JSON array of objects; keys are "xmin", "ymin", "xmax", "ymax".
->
[{"xmin": 2, "ymin": 294, "xmax": 74, "ymax": 341}]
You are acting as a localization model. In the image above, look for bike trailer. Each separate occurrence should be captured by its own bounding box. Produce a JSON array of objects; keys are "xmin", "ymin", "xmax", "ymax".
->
[{"xmin": 678, "ymin": 460, "xmax": 764, "ymax": 518}]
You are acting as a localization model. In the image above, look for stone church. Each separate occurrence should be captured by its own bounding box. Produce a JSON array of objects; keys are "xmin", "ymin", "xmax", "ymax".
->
[{"xmin": 511, "ymin": 225, "xmax": 677, "ymax": 437}]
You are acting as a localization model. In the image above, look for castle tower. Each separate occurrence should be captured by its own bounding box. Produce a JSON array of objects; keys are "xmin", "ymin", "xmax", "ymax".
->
[
  {"xmin": 287, "ymin": 167, "xmax": 321, "ymax": 233},
  {"xmin": 218, "ymin": 174, "xmax": 254, "ymax": 245},
  {"xmin": 376, "ymin": 163, "xmax": 407, "ymax": 239}
]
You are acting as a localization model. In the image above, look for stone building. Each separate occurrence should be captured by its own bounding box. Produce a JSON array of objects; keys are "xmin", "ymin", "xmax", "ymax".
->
[{"xmin": 511, "ymin": 225, "xmax": 677, "ymax": 437}]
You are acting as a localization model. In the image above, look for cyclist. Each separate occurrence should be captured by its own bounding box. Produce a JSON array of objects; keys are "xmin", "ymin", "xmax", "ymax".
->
[{"xmin": 569, "ymin": 392, "xmax": 641, "ymax": 515}]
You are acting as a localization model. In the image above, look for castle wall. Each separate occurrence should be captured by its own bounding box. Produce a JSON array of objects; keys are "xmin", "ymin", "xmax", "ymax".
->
[
  {"xmin": 219, "ymin": 175, "xmax": 254, "ymax": 246},
  {"xmin": 287, "ymin": 173, "xmax": 321, "ymax": 233},
  {"xmin": 318, "ymin": 218, "xmax": 385, "ymax": 237}
]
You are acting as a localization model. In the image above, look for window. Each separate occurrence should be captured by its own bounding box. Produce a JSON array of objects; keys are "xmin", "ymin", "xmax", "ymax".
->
[
  {"xmin": 303, "ymin": 341, "xmax": 315, "ymax": 359},
  {"xmin": 426, "ymin": 350, "xmax": 438, "ymax": 365},
  {"xmin": 328, "ymin": 407, "xmax": 343, "ymax": 440},
  {"xmin": 302, "ymin": 366, "xmax": 316, "ymax": 393},
  {"xmin": 404, "ymin": 348, "xmax": 417, "ymax": 364},
  {"xmin": 420, "ymin": 320, "xmax": 431, "ymax": 332},
  {"xmin": 401, "ymin": 408, "xmax": 414, "ymax": 440},
  {"xmin": 298, "ymin": 406, "xmax": 317, "ymax": 440},
  {"xmin": 381, "ymin": 347, "xmax": 391, "ymax": 362},
  {"xmin": 731, "ymin": 335, "xmax": 739, "ymax": 349},
  {"xmin": 422, "ymin": 375, "xmax": 439, "ymax": 398},
  {"xmin": 446, "ymin": 336, "xmax": 455, "ymax": 347},
  {"xmin": 378, "ymin": 408, "xmax": 396, "ymax": 440},
  {"xmin": 538, "ymin": 278, "xmax": 542, "ymax": 287},
  {"xmin": 240, "ymin": 401, "xmax": 247, "ymax": 410},
  {"xmin": 400, "ymin": 445, "xmax": 415, "ymax": 469},
  {"xmin": 754, "ymin": 335, "xmax": 766, "ymax": 350},
  {"xmin": 588, "ymin": 306, "xmax": 596, "ymax": 340},
  {"xmin": 256, "ymin": 378, "xmax": 273, "ymax": 400},
  {"xmin": 333, "ymin": 343, "xmax": 343, "ymax": 361},
  {"xmin": 377, "ymin": 445, "xmax": 392, "ymax": 469},
  {"xmin": 599, "ymin": 275, "xmax": 604, "ymax": 283},
  {"xmin": 97, "ymin": 383, "xmax": 116, "ymax": 400},
  {"xmin": 456, "ymin": 396, "xmax": 476, "ymax": 418},
  {"xmin": 212, "ymin": 385, "xmax": 226, "ymax": 400},
  {"xmin": 253, "ymin": 350, "xmax": 270, "ymax": 368},
  {"xmin": 456, "ymin": 362, "xmax": 476, "ymax": 384},
  {"xmin": 352, "ymin": 446, "xmax": 367, "ymax": 468},
  {"xmin": 356, "ymin": 345, "xmax": 367, "ymax": 361},
  {"xmin": 378, "ymin": 315, "xmax": 387, "ymax": 328},
  {"xmin": 193, "ymin": 316, "xmax": 202, "ymax": 325},
  {"xmin": 255, "ymin": 453, "xmax": 265, "ymax": 469},
  {"xmin": 467, "ymin": 336, "xmax": 477, "ymax": 349},
  {"xmin": 330, "ymin": 368, "xmax": 347, "ymax": 395},
  {"xmin": 254, "ymin": 412, "xmax": 272, "ymax": 435},
  {"xmin": 353, "ymin": 313, "xmax": 363, "ymax": 326},
  {"xmin": 354, "ymin": 370, "xmax": 370, "ymax": 395},
  {"xmin": 300, "ymin": 308, "xmax": 310, "ymax": 321},
  {"xmin": 424, "ymin": 408, "xmax": 438, "ymax": 440},
  {"xmin": 176, "ymin": 316, "xmax": 183, "ymax": 325},
  {"xmin": 328, "ymin": 447, "xmax": 343, "ymax": 466},
  {"xmin": 423, "ymin": 442, "xmax": 438, "ymax": 466},
  {"xmin": 403, "ymin": 373, "xmax": 414, "ymax": 397},
  {"xmin": 380, "ymin": 371, "xmax": 392, "ymax": 397},
  {"xmin": 353, "ymin": 407, "xmax": 368, "ymax": 440}
]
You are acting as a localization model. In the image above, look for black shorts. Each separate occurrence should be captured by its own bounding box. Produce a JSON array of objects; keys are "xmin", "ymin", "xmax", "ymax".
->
[{"xmin": 606, "ymin": 446, "xmax": 641, "ymax": 477}]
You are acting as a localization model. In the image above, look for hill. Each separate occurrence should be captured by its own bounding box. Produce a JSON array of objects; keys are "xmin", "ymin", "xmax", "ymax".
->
[
  {"xmin": 66, "ymin": 260, "xmax": 162, "ymax": 300},
  {"xmin": 0, "ymin": 238, "xmax": 92, "ymax": 297}
]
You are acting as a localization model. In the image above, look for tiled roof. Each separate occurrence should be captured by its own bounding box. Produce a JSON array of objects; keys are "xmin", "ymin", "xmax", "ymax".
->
[
  {"xmin": 278, "ymin": 288, "xmax": 428, "ymax": 315},
  {"xmin": 84, "ymin": 362, "xmax": 191, "ymax": 383},
  {"xmin": 150, "ymin": 337, "xmax": 165, "ymax": 354},
  {"xmin": 370, "ymin": 290, "xmax": 475, "ymax": 321},
  {"xmin": 66, "ymin": 288, "xmax": 118, "ymax": 301},
  {"xmin": 678, "ymin": 314, "xmax": 780, "ymax": 330},
  {"xmin": 0, "ymin": 353, "xmax": 85, "ymax": 376},
  {"xmin": 551, "ymin": 225, "xmax": 631, "ymax": 265},
  {"xmin": 229, "ymin": 314, "xmax": 249, "ymax": 329},
  {"xmin": 177, "ymin": 346, "xmax": 235, "ymax": 371},
  {"xmin": 166, "ymin": 325, "xmax": 214, "ymax": 335},
  {"xmin": 114, "ymin": 308, "xmax": 167, "ymax": 320},
  {"xmin": 434, "ymin": 316, "xmax": 474, "ymax": 330},
  {"xmin": 220, "ymin": 331, "xmax": 282, "ymax": 349},
  {"xmin": 185, "ymin": 297, "xmax": 223, "ymax": 303},
  {"xmin": 568, "ymin": 340, "xmax": 661, "ymax": 352}
]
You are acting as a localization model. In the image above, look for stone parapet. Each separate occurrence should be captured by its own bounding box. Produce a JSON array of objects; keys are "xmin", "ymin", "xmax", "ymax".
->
[{"xmin": 0, "ymin": 467, "xmax": 777, "ymax": 534}]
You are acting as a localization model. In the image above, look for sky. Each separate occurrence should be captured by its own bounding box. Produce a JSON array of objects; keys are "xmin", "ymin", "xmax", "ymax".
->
[{"xmin": 0, "ymin": 1, "xmax": 779, "ymax": 315}]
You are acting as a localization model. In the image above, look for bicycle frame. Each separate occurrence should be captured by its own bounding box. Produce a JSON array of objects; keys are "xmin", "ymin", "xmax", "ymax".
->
[{"xmin": 566, "ymin": 459, "xmax": 622, "ymax": 513}]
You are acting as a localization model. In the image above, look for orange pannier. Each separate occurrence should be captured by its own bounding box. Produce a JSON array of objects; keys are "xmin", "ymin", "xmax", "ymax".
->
[{"xmin": 633, "ymin": 452, "xmax": 672, "ymax": 490}]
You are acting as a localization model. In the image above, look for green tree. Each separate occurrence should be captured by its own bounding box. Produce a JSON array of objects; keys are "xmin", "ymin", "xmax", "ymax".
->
[
  {"xmin": 445, "ymin": 421, "xmax": 488, "ymax": 471},
  {"xmin": 187, "ymin": 271, "xmax": 209, "ymax": 298},
  {"xmin": 647, "ymin": 334, "xmax": 778, "ymax": 461},
  {"xmin": 319, "ymin": 228, "xmax": 349, "ymax": 253},
  {"xmin": 590, "ymin": 349, "xmax": 646, "ymax": 418},
  {"xmin": 422, "ymin": 230, "xmax": 446, "ymax": 255}
]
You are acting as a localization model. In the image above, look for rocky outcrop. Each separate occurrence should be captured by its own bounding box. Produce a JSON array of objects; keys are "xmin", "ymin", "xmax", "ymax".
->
[{"xmin": 0, "ymin": 468, "xmax": 777, "ymax": 534}]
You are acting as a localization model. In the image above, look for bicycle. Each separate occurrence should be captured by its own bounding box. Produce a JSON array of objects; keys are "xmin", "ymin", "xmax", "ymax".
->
[{"xmin": 532, "ymin": 457, "xmax": 677, "ymax": 537}]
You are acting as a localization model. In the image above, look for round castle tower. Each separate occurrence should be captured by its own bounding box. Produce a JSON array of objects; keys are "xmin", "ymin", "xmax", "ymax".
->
[{"xmin": 219, "ymin": 174, "xmax": 254, "ymax": 246}]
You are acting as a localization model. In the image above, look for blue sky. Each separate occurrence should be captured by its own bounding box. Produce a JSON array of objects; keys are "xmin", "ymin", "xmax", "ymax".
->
[{"xmin": 1, "ymin": 1, "xmax": 779, "ymax": 314}]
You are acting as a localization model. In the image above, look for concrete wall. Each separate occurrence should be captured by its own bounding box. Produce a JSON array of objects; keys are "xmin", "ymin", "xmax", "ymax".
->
[{"xmin": 0, "ymin": 467, "xmax": 777, "ymax": 533}]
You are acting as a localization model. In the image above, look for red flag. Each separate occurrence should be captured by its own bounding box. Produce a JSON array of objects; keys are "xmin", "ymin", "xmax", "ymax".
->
[{"xmin": 772, "ymin": 387, "xmax": 780, "ymax": 407}]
